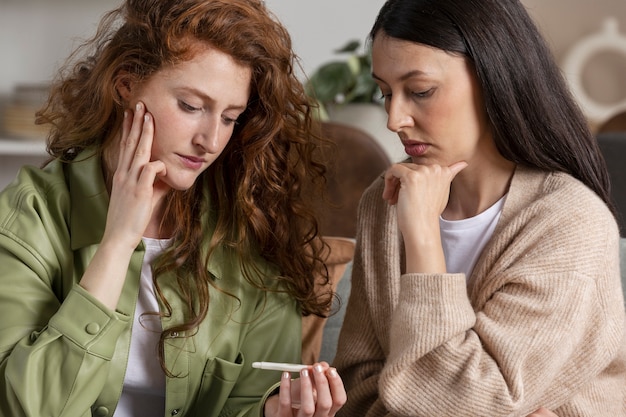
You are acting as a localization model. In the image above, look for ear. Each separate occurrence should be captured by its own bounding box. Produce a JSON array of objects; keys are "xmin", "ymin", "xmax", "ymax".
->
[{"xmin": 114, "ymin": 72, "xmax": 134, "ymax": 102}]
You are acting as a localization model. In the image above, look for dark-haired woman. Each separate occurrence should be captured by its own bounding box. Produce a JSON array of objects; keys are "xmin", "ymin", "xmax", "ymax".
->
[
  {"xmin": 334, "ymin": 0, "xmax": 625, "ymax": 415},
  {"xmin": 0, "ymin": 0, "xmax": 346, "ymax": 416}
]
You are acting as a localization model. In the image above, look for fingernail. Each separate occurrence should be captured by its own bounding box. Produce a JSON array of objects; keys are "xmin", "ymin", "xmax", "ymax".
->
[
  {"xmin": 124, "ymin": 110, "xmax": 128, "ymax": 118},
  {"xmin": 301, "ymin": 369, "xmax": 309, "ymax": 378},
  {"xmin": 136, "ymin": 102, "xmax": 142, "ymax": 111},
  {"xmin": 144, "ymin": 114, "xmax": 150, "ymax": 122},
  {"xmin": 314, "ymin": 364, "xmax": 323, "ymax": 373},
  {"xmin": 282, "ymin": 371, "xmax": 290, "ymax": 380},
  {"xmin": 329, "ymin": 368, "xmax": 338, "ymax": 378}
]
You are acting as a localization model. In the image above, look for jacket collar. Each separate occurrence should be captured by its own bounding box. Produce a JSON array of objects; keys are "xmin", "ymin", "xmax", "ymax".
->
[
  {"xmin": 64, "ymin": 147, "xmax": 236, "ymax": 281},
  {"xmin": 67, "ymin": 148, "xmax": 110, "ymax": 250}
]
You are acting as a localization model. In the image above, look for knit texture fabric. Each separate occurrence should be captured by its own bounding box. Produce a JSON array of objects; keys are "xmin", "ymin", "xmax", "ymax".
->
[{"xmin": 334, "ymin": 165, "xmax": 626, "ymax": 417}]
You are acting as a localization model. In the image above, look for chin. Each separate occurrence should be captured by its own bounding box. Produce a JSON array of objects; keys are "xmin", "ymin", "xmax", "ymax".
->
[{"xmin": 159, "ymin": 176, "xmax": 197, "ymax": 192}]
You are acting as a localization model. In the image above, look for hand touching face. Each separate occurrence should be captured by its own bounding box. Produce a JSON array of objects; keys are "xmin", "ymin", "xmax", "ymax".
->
[{"xmin": 115, "ymin": 45, "xmax": 252, "ymax": 192}]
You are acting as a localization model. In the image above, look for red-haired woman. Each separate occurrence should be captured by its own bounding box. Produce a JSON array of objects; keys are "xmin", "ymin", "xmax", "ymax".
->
[{"xmin": 0, "ymin": 1, "xmax": 345, "ymax": 416}]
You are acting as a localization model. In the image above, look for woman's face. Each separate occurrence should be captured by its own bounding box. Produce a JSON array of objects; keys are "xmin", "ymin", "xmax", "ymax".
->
[
  {"xmin": 120, "ymin": 45, "xmax": 252, "ymax": 191},
  {"xmin": 371, "ymin": 35, "xmax": 496, "ymax": 168}
]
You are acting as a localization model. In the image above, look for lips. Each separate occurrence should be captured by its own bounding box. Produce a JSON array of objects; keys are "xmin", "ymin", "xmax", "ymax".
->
[
  {"xmin": 178, "ymin": 154, "xmax": 206, "ymax": 169},
  {"xmin": 402, "ymin": 141, "xmax": 429, "ymax": 157},
  {"xmin": 181, "ymin": 154, "xmax": 204, "ymax": 163}
]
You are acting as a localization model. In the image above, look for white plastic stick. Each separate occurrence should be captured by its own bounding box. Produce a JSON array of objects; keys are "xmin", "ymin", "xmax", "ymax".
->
[{"xmin": 252, "ymin": 362, "xmax": 309, "ymax": 372}]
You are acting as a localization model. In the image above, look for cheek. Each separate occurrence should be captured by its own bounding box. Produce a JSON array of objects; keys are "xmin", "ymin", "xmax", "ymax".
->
[
  {"xmin": 152, "ymin": 111, "xmax": 184, "ymax": 138},
  {"xmin": 440, "ymin": 89, "xmax": 485, "ymax": 137}
]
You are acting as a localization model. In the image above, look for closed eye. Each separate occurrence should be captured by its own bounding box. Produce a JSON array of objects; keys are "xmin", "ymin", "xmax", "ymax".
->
[
  {"xmin": 413, "ymin": 88, "xmax": 434, "ymax": 98},
  {"xmin": 179, "ymin": 101, "xmax": 201, "ymax": 112},
  {"xmin": 222, "ymin": 115, "xmax": 239, "ymax": 126}
]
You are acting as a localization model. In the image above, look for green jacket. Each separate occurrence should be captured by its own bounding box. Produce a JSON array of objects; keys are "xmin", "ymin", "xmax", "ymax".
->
[{"xmin": 0, "ymin": 149, "xmax": 301, "ymax": 417}]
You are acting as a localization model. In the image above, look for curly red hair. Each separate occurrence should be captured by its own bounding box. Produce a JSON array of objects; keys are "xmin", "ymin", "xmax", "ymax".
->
[{"xmin": 38, "ymin": 0, "xmax": 331, "ymax": 375}]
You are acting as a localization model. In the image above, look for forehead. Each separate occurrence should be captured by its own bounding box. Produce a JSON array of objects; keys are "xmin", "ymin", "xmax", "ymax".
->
[
  {"xmin": 150, "ymin": 46, "xmax": 252, "ymax": 104},
  {"xmin": 371, "ymin": 36, "xmax": 468, "ymax": 81}
]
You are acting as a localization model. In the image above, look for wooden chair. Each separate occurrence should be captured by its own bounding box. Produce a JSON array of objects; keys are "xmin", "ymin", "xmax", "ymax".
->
[
  {"xmin": 597, "ymin": 110, "xmax": 626, "ymax": 134},
  {"xmin": 302, "ymin": 121, "xmax": 392, "ymax": 364},
  {"xmin": 315, "ymin": 121, "xmax": 392, "ymax": 238}
]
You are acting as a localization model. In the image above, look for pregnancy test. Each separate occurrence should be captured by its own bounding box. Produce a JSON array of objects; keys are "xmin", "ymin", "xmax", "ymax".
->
[{"xmin": 252, "ymin": 362, "xmax": 310, "ymax": 372}]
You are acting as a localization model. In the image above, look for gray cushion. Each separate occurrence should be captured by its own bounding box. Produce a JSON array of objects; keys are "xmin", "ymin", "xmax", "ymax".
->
[
  {"xmin": 621, "ymin": 238, "xmax": 626, "ymax": 309},
  {"xmin": 597, "ymin": 133, "xmax": 626, "ymax": 236},
  {"xmin": 320, "ymin": 261, "xmax": 352, "ymax": 364}
]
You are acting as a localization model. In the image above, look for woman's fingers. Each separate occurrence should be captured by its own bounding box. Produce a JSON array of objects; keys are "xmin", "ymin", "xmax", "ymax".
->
[
  {"xmin": 135, "ymin": 113, "xmax": 166, "ymax": 190},
  {"xmin": 310, "ymin": 363, "xmax": 346, "ymax": 416},
  {"xmin": 267, "ymin": 363, "xmax": 346, "ymax": 417},
  {"xmin": 133, "ymin": 111, "xmax": 157, "ymax": 168},
  {"xmin": 382, "ymin": 173, "xmax": 401, "ymax": 204},
  {"xmin": 297, "ymin": 368, "xmax": 316, "ymax": 415},
  {"xmin": 325, "ymin": 367, "xmax": 346, "ymax": 415},
  {"xmin": 381, "ymin": 161, "xmax": 467, "ymax": 209},
  {"xmin": 276, "ymin": 372, "xmax": 294, "ymax": 416},
  {"xmin": 117, "ymin": 102, "xmax": 146, "ymax": 173},
  {"xmin": 104, "ymin": 101, "xmax": 166, "ymax": 248}
]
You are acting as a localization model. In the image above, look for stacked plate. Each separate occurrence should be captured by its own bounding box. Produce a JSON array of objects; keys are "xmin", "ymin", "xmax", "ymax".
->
[{"xmin": 1, "ymin": 84, "xmax": 51, "ymax": 141}]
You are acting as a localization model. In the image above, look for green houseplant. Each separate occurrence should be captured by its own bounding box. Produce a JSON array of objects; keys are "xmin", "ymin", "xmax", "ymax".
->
[{"xmin": 305, "ymin": 40, "xmax": 382, "ymax": 120}]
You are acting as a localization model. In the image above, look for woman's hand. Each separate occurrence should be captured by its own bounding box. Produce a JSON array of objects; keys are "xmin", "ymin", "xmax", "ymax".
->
[
  {"xmin": 79, "ymin": 101, "xmax": 167, "ymax": 310},
  {"xmin": 526, "ymin": 408, "xmax": 559, "ymax": 417},
  {"xmin": 381, "ymin": 161, "xmax": 466, "ymax": 274},
  {"xmin": 264, "ymin": 362, "xmax": 346, "ymax": 417},
  {"xmin": 103, "ymin": 101, "xmax": 167, "ymax": 250},
  {"xmin": 382, "ymin": 161, "xmax": 467, "ymax": 233}
]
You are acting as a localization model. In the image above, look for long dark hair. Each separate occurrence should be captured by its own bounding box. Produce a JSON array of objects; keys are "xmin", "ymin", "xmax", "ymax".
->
[{"xmin": 370, "ymin": 0, "xmax": 615, "ymax": 215}]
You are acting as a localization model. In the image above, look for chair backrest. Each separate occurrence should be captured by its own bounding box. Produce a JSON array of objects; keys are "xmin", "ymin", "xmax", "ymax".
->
[
  {"xmin": 597, "ymin": 110, "xmax": 626, "ymax": 134},
  {"xmin": 596, "ymin": 132, "xmax": 626, "ymax": 236},
  {"xmin": 306, "ymin": 122, "xmax": 390, "ymax": 363},
  {"xmin": 315, "ymin": 121, "xmax": 392, "ymax": 238}
]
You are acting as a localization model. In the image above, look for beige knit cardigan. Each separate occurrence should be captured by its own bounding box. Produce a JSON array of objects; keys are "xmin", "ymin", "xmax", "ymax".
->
[{"xmin": 334, "ymin": 165, "xmax": 626, "ymax": 417}]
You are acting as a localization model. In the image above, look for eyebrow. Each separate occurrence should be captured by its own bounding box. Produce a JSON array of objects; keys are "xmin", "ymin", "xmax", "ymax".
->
[
  {"xmin": 371, "ymin": 69, "xmax": 429, "ymax": 83},
  {"xmin": 178, "ymin": 86, "xmax": 248, "ymax": 111}
]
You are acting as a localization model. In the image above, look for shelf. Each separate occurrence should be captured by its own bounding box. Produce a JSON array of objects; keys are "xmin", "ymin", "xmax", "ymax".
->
[{"xmin": 0, "ymin": 138, "xmax": 47, "ymax": 156}]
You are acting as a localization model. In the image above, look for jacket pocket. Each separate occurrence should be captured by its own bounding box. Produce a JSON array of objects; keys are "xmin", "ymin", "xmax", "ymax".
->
[{"xmin": 195, "ymin": 353, "xmax": 243, "ymax": 411}]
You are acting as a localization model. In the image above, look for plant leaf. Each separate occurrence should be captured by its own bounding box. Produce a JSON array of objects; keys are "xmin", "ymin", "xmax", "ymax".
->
[
  {"xmin": 305, "ymin": 62, "xmax": 353, "ymax": 104},
  {"xmin": 334, "ymin": 40, "xmax": 361, "ymax": 54}
]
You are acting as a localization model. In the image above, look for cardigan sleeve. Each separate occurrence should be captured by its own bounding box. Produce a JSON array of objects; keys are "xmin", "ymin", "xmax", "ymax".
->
[{"xmin": 334, "ymin": 179, "xmax": 399, "ymax": 417}]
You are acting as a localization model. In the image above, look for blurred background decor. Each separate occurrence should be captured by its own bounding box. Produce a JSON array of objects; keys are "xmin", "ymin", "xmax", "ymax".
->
[
  {"xmin": 0, "ymin": 0, "xmax": 625, "ymax": 186},
  {"xmin": 305, "ymin": 40, "xmax": 406, "ymax": 162},
  {"xmin": 305, "ymin": 39, "xmax": 380, "ymax": 118},
  {"xmin": 0, "ymin": 83, "xmax": 50, "ymax": 141},
  {"xmin": 562, "ymin": 17, "xmax": 626, "ymax": 128}
]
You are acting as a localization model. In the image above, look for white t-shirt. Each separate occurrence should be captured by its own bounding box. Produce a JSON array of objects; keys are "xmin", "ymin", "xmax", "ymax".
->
[
  {"xmin": 440, "ymin": 195, "xmax": 506, "ymax": 280},
  {"xmin": 113, "ymin": 237, "xmax": 171, "ymax": 417}
]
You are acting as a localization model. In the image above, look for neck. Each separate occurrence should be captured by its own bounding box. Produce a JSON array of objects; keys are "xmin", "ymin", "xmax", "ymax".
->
[{"xmin": 444, "ymin": 159, "xmax": 516, "ymax": 220}]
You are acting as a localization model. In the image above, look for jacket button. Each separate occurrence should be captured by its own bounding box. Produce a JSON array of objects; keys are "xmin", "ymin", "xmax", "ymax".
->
[
  {"xmin": 94, "ymin": 406, "xmax": 109, "ymax": 416},
  {"xmin": 86, "ymin": 323, "xmax": 100, "ymax": 335},
  {"xmin": 171, "ymin": 409, "xmax": 180, "ymax": 415}
]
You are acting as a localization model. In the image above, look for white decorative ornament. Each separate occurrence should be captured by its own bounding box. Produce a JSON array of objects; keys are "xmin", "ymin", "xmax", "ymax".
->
[{"xmin": 562, "ymin": 18, "xmax": 626, "ymax": 124}]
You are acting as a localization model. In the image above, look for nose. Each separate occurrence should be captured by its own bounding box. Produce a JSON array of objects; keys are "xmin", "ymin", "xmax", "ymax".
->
[
  {"xmin": 386, "ymin": 96, "xmax": 413, "ymax": 133},
  {"xmin": 192, "ymin": 117, "xmax": 222, "ymax": 154}
]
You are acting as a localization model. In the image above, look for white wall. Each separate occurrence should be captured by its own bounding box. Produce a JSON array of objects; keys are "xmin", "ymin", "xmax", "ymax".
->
[
  {"xmin": 264, "ymin": 0, "xmax": 386, "ymax": 80},
  {"xmin": 1, "ymin": 0, "xmax": 624, "ymax": 95},
  {"xmin": 0, "ymin": 0, "xmax": 386, "ymax": 95},
  {"xmin": 0, "ymin": 0, "xmax": 122, "ymax": 95},
  {"xmin": 0, "ymin": 0, "xmax": 625, "ymax": 187}
]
